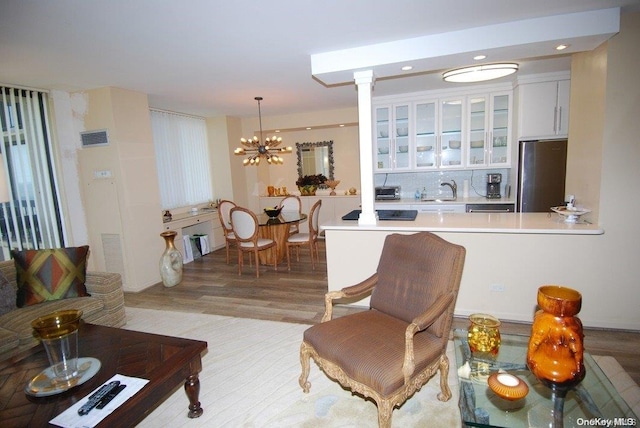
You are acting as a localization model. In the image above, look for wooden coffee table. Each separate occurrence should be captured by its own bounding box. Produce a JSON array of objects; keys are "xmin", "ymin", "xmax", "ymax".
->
[{"xmin": 0, "ymin": 323, "xmax": 207, "ymax": 427}]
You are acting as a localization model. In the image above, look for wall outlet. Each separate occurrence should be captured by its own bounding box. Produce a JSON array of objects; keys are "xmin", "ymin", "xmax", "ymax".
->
[
  {"xmin": 94, "ymin": 170, "xmax": 112, "ymax": 179},
  {"xmin": 490, "ymin": 283, "xmax": 506, "ymax": 292}
]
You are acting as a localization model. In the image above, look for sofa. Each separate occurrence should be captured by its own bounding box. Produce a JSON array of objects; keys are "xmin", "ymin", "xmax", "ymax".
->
[{"xmin": 0, "ymin": 260, "xmax": 126, "ymax": 356}]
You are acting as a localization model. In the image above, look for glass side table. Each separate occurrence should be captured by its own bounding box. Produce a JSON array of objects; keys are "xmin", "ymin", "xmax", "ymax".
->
[{"xmin": 452, "ymin": 329, "xmax": 637, "ymax": 427}]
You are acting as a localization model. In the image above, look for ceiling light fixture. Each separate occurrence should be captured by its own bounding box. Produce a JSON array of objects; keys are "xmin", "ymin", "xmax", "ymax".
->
[
  {"xmin": 473, "ymin": 55, "xmax": 487, "ymax": 61},
  {"xmin": 556, "ymin": 44, "xmax": 570, "ymax": 51},
  {"xmin": 234, "ymin": 97, "xmax": 292, "ymax": 166},
  {"xmin": 443, "ymin": 63, "xmax": 519, "ymax": 83},
  {"xmin": 401, "ymin": 65, "xmax": 413, "ymax": 71}
]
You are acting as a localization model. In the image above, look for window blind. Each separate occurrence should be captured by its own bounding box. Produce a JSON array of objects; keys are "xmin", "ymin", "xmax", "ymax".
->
[{"xmin": 150, "ymin": 110, "xmax": 212, "ymax": 209}]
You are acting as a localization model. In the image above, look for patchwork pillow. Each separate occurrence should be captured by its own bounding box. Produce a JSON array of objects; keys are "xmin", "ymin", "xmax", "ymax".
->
[
  {"xmin": 0, "ymin": 270, "xmax": 16, "ymax": 316},
  {"xmin": 12, "ymin": 246, "xmax": 90, "ymax": 308}
]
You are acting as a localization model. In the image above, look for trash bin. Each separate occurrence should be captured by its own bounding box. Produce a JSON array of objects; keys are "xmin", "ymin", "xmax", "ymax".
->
[{"xmin": 190, "ymin": 234, "xmax": 210, "ymax": 259}]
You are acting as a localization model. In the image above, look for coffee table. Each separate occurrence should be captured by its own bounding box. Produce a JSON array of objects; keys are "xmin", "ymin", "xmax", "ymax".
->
[
  {"xmin": 0, "ymin": 323, "xmax": 207, "ymax": 427},
  {"xmin": 452, "ymin": 329, "xmax": 637, "ymax": 427}
]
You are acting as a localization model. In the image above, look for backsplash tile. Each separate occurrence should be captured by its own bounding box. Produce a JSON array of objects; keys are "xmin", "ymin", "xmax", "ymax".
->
[{"xmin": 374, "ymin": 168, "xmax": 511, "ymax": 199}]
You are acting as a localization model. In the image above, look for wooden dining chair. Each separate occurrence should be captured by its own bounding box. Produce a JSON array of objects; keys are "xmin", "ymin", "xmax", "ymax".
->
[
  {"xmin": 286, "ymin": 199, "xmax": 321, "ymax": 270},
  {"xmin": 230, "ymin": 206, "xmax": 277, "ymax": 277},
  {"xmin": 217, "ymin": 200, "xmax": 236, "ymax": 264},
  {"xmin": 279, "ymin": 195, "xmax": 303, "ymax": 235}
]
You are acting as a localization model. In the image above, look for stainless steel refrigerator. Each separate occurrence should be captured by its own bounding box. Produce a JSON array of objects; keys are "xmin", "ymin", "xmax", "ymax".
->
[{"xmin": 517, "ymin": 139, "xmax": 568, "ymax": 212}]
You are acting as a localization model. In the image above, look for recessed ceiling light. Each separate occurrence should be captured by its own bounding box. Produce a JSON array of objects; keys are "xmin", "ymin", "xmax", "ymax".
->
[
  {"xmin": 473, "ymin": 55, "xmax": 487, "ymax": 61},
  {"xmin": 443, "ymin": 63, "xmax": 519, "ymax": 83},
  {"xmin": 556, "ymin": 44, "xmax": 570, "ymax": 51},
  {"xmin": 339, "ymin": 124, "xmax": 345, "ymax": 127},
  {"xmin": 306, "ymin": 127, "xmax": 311, "ymax": 130},
  {"xmin": 401, "ymin": 65, "xmax": 413, "ymax": 71}
]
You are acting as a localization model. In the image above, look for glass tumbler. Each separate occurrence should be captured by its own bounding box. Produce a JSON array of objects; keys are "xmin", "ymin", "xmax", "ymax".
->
[{"xmin": 31, "ymin": 309, "xmax": 83, "ymax": 384}]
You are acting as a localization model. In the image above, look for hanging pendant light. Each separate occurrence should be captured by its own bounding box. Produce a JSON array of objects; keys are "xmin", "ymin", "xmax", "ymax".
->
[{"xmin": 234, "ymin": 97, "xmax": 292, "ymax": 166}]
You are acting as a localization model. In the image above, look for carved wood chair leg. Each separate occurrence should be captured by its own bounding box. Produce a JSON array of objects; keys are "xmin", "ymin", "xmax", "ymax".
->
[
  {"xmin": 299, "ymin": 342, "xmax": 312, "ymax": 393},
  {"xmin": 377, "ymin": 400, "xmax": 393, "ymax": 428},
  {"xmin": 237, "ymin": 250, "xmax": 242, "ymax": 276},
  {"xmin": 254, "ymin": 250, "xmax": 260, "ymax": 278},
  {"xmin": 225, "ymin": 241, "xmax": 230, "ymax": 264},
  {"xmin": 437, "ymin": 354, "xmax": 452, "ymax": 401},
  {"xmin": 286, "ymin": 244, "xmax": 291, "ymax": 271}
]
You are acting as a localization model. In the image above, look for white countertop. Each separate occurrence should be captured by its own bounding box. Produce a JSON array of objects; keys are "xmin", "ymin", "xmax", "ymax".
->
[
  {"xmin": 375, "ymin": 197, "xmax": 515, "ymax": 205},
  {"xmin": 322, "ymin": 212, "xmax": 603, "ymax": 235}
]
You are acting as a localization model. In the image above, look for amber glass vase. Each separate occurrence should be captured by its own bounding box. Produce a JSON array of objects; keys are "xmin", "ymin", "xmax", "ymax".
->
[
  {"xmin": 527, "ymin": 285, "xmax": 585, "ymax": 428},
  {"xmin": 467, "ymin": 313, "xmax": 501, "ymax": 356}
]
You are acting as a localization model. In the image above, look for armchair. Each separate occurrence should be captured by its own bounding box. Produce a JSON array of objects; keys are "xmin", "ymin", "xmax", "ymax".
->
[{"xmin": 299, "ymin": 232, "xmax": 465, "ymax": 427}]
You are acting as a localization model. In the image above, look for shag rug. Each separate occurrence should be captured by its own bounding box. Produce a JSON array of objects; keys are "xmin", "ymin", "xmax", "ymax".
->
[{"xmin": 122, "ymin": 307, "xmax": 461, "ymax": 427}]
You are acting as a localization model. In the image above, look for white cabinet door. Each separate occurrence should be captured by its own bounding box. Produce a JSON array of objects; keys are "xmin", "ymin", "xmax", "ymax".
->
[
  {"xmin": 414, "ymin": 99, "xmax": 438, "ymax": 169},
  {"xmin": 374, "ymin": 104, "xmax": 411, "ymax": 172},
  {"xmin": 518, "ymin": 80, "xmax": 570, "ymax": 139}
]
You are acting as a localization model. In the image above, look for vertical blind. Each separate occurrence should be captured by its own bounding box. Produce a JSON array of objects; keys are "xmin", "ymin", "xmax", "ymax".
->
[
  {"xmin": 150, "ymin": 109, "xmax": 212, "ymax": 209},
  {"xmin": 0, "ymin": 86, "xmax": 64, "ymax": 258}
]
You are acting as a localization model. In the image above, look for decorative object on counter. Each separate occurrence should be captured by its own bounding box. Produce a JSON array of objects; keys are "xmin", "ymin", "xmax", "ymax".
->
[
  {"xmin": 162, "ymin": 210, "xmax": 172, "ymax": 222},
  {"xmin": 267, "ymin": 185, "xmax": 275, "ymax": 197},
  {"xmin": 324, "ymin": 179, "xmax": 340, "ymax": 196},
  {"xmin": 31, "ymin": 309, "xmax": 84, "ymax": 385},
  {"xmin": 234, "ymin": 97, "xmax": 292, "ymax": 166},
  {"xmin": 159, "ymin": 231, "xmax": 183, "ymax": 287},
  {"xmin": 348, "ymin": 187, "xmax": 357, "ymax": 195},
  {"xmin": 527, "ymin": 285, "xmax": 585, "ymax": 428},
  {"xmin": 264, "ymin": 206, "xmax": 282, "ymax": 218},
  {"xmin": 551, "ymin": 206, "xmax": 591, "ymax": 223},
  {"xmin": 296, "ymin": 174, "xmax": 327, "ymax": 196}
]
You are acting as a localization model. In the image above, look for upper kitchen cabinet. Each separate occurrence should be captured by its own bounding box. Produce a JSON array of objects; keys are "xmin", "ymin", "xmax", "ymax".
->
[
  {"xmin": 439, "ymin": 97, "xmax": 464, "ymax": 169},
  {"xmin": 466, "ymin": 92, "xmax": 512, "ymax": 167},
  {"xmin": 517, "ymin": 72, "xmax": 570, "ymax": 139},
  {"xmin": 413, "ymin": 96, "xmax": 464, "ymax": 170},
  {"xmin": 374, "ymin": 103, "xmax": 411, "ymax": 172}
]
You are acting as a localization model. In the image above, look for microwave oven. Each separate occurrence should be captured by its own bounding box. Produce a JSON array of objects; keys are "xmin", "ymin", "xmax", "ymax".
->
[{"xmin": 375, "ymin": 186, "xmax": 401, "ymax": 200}]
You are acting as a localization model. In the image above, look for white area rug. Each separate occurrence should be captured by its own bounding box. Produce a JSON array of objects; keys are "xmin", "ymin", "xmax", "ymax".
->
[{"xmin": 123, "ymin": 307, "xmax": 461, "ymax": 427}]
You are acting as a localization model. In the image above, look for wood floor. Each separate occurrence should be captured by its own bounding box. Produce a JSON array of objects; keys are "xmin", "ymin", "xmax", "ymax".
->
[{"xmin": 125, "ymin": 240, "xmax": 640, "ymax": 385}]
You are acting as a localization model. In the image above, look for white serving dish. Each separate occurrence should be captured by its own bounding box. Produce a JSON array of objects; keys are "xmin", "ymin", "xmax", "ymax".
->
[{"xmin": 551, "ymin": 206, "xmax": 591, "ymax": 223}]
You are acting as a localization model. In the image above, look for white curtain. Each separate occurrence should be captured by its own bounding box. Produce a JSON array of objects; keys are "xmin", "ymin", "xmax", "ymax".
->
[
  {"xmin": 150, "ymin": 110, "xmax": 212, "ymax": 209},
  {"xmin": 0, "ymin": 86, "xmax": 64, "ymax": 257}
]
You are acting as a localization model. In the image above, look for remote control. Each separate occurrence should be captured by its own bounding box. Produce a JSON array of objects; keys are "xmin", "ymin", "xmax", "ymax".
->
[
  {"xmin": 78, "ymin": 381, "xmax": 120, "ymax": 416},
  {"xmin": 96, "ymin": 384, "xmax": 126, "ymax": 409}
]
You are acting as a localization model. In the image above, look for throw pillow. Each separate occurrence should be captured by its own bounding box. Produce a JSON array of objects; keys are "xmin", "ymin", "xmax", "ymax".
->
[
  {"xmin": 0, "ymin": 270, "xmax": 16, "ymax": 316},
  {"xmin": 12, "ymin": 246, "xmax": 90, "ymax": 308}
]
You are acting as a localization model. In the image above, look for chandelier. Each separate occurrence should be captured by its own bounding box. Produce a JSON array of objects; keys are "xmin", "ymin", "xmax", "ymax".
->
[{"xmin": 234, "ymin": 97, "xmax": 292, "ymax": 166}]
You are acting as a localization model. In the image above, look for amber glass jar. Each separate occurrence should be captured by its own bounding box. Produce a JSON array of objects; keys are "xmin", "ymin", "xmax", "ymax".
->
[{"xmin": 467, "ymin": 313, "xmax": 502, "ymax": 356}]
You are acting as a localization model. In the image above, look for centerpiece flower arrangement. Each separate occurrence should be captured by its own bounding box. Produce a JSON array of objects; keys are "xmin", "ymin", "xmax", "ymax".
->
[{"xmin": 296, "ymin": 174, "xmax": 327, "ymax": 196}]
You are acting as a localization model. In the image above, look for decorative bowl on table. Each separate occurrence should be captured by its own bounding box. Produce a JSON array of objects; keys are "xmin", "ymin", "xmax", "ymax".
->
[
  {"xmin": 551, "ymin": 206, "xmax": 591, "ymax": 223},
  {"xmin": 324, "ymin": 180, "xmax": 341, "ymax": 196},
  {"xmin": 264, "ymin": 207, "xmax": 282, "ymax": 218},
  {"xmin": 488, "ymin": 372, "xmax": 529, "ymax": 401}
]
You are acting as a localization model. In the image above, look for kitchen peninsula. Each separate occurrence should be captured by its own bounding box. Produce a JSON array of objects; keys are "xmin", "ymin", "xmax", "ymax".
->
[{"xmin": 321, "ymin": 212, "xmax": 611, "ymax": 328}]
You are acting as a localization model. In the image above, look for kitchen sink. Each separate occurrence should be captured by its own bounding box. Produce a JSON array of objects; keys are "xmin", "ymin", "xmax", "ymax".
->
[{"xmin": 421, "ymin": 197, "xmax": 457, "ymax": 202}]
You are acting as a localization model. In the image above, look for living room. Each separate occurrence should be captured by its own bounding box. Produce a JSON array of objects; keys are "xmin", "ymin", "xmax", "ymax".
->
[{"xmin": 1, "ymin": 2, "xmax": 639, "ymax": 425}]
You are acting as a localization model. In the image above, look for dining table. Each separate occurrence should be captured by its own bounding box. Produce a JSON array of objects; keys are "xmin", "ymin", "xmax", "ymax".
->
[{"xmin": 256, "ymin": 211, "xmax": 307, "ymax": 265}]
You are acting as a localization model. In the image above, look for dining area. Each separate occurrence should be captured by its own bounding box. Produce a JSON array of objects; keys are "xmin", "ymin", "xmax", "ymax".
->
[{"xmin": 217, "ymin": 196, "xmax": 322, "ymax": 277}]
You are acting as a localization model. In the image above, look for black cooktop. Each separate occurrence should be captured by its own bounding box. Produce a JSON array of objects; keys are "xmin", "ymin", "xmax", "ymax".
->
[{"xmin": 341, "ymin": 209, "xmax": 418, "ymax": 221}]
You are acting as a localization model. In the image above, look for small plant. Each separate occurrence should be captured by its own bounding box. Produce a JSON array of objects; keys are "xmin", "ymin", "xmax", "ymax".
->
[{"xmin": 296, "ymin": 174, "xmax": 327, "ymax": 187}]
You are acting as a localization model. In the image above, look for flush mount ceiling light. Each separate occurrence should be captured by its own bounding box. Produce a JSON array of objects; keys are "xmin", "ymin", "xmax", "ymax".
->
[
  {"xmin": 443, "ymin": 63, "xmax": 519, "ymax": 83},
  {"xmin": 234, "ymin": 97, "xmax": 292, "ymax": 166}
]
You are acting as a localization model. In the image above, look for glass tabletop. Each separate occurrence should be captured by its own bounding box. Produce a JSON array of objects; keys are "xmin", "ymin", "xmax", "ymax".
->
[
  {"xmin": 452, "ymin": 329, "xmax": 637, "ymax": 427},
  {"xmin": 256, "ymin": 212, "xmax": 306, "ymax": 226}
]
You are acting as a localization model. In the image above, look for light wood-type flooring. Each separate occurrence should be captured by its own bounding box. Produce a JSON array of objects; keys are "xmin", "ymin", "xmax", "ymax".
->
[{"xmin": 125, "ymin": 240, "xmax": 640, "ymax": 385}]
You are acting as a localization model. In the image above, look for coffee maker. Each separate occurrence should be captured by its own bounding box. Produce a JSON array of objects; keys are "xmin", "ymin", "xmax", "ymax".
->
[{"xmin": 486, "ymin": 173, "xmax": 502, "ymax": 199}]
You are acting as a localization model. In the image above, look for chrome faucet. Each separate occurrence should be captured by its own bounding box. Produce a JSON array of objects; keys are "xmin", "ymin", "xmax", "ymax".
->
[{"xmin": 441, "ymin": 180, "xmax": 457, "ymax": 199}]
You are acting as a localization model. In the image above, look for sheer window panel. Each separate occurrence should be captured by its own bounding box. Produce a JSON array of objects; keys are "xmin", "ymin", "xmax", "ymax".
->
[{"xmin": 150, "ymin": 110, "xmax": 213, "ymax": 210}]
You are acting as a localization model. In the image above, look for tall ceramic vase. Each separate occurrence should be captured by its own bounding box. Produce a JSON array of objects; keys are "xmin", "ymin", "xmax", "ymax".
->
[
  {"xmin": 527, "ymin": 285, "xmax": 585, "ymax": 428},
  {"xmin": 159, "ymin": 231, "xmax": 183, "ymax": 287}
]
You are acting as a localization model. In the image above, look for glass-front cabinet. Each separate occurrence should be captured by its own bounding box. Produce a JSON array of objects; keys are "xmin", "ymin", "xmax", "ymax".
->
[
  {"xmin": 439, "ymin": 97, "xmax": 464, "ymax": 169},
  {"xmin": 465, "ymin": 92, "xmax": 511, "ymax": 167},
  {"xmin": 374, "ymin": 104, "xmax": 410, "ymax": 171},
  {"xmin": 374, "ymin": 86, "xmax": 512, "ymax": 171}
]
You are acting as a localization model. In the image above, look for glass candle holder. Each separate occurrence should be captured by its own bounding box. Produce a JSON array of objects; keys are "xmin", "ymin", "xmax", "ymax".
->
[{"xmin": 468, "ymin": 313, "xmax": 502, "ymax": 356}]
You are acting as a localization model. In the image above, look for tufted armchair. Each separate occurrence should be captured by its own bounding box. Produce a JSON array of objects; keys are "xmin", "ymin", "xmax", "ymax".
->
[{"xmin": 299, "ymin": 232, "xmax": 466, "ymax": 427}]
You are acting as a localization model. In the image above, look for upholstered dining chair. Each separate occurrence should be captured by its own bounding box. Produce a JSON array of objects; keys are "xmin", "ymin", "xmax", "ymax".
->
[
  {"xmin": 217, "ymin": 200, "xmax": 236, "ymax": 264},
  {"xmin": 230, "ymin": 206, "xmax": 277, "ymax": 278},
  {"xmin": 279, "ymin": 195, "xmax": 303, "ymax": 235},
  {"xmin": 299, "ymin": 232, "xmax": 466, "ymax": 428},
  {"xmin": 286, "ymin": 199, "xmax": 321, "ymax": 270}
]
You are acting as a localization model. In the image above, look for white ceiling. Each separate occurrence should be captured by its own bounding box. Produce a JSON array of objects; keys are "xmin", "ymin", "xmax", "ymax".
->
[{"xmin": 1, "ymin": 0, "xmax": 639, "ymax": 118}]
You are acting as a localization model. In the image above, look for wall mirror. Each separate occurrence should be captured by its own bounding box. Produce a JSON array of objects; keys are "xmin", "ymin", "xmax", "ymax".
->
[{"xmin": 296, "ymin": 141, "xmax": 334, "ymax": 180}]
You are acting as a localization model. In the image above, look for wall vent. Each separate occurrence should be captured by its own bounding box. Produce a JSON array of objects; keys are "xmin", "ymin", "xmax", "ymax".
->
[{"xmin": 80, "ymin": 129, "xmax": 109, "ymax": 148}]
